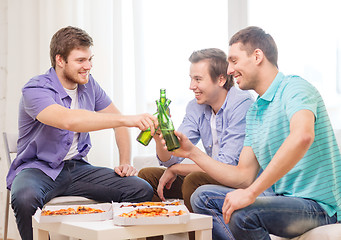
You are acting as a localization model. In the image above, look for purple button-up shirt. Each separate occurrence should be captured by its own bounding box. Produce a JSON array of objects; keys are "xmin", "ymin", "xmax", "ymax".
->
[{"xmin": 6, "ymin": 68, "xmax": 112, "ymax": 189}]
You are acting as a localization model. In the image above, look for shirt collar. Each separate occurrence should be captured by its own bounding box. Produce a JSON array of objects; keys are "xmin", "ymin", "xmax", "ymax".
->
[
  {"xmin": 48, "ymin": 67, "xmax": 68, "ymax": 99},
  {"xmin": 204, "ymin": 88, "xmax": 230, "ymax": 120},
  {"xmin": 48, "ymin": 67, "xmax": 87, "ymax": 98},
  {"xmin": 257, "ymin": 72, "xmax": 284, "ymax": 102}
]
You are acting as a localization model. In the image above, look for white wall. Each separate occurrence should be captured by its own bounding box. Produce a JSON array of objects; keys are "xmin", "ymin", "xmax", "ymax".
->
[
  {"xmin": 0, "ymin": 0, "xmax": 123, "ymax": 238},
  {"xmin": 1, "ymin": 1, "xmax": 244, "ymax": 238},
  {"xmin": 0, "ymin": 0, "xmax": 13, "ymax": 237}
]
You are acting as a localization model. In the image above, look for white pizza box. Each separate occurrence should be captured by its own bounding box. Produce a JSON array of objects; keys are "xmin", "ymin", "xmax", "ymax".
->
[
  {"xmin": 112, "ymin": 200, "xmax": 190, "ymax": 226},
  {"xmin": 33, "ymin": 203, "xmax": 113, "ymax": 223}
]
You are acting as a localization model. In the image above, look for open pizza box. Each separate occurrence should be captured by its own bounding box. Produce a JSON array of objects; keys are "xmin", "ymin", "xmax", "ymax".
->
[
  {"xmin": 33, "ymin": 203, "xmax": 113, "ymax": 223},
  {"xmin": 112, "ymin": 200, "xmax": 190, "ymax": 226}
]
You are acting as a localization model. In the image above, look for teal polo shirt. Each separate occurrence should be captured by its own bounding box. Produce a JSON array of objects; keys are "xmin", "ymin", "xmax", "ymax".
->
[{"xmin": 245, "ymin": 72, "xmax": 341, "ymax": 221}]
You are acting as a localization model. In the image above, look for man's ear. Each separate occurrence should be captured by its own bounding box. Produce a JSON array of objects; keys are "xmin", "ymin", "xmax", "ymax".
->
[
  {"xmin": 55, "ymin": 54, "xmax": 65, "ymax": 68},
  {"xmin": 254, "ymin": 49, "xmax": 264, "ymax": 65},
  {"xmin": 218, "ymin": 75, "xmax": 227, "ymax": 87}
]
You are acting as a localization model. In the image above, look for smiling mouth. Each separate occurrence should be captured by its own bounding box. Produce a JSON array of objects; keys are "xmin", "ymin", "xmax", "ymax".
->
[
  {"xmin": 234, "ymin": 74, "xmax": 241, "ymax": 79},
  {"xmin": 79, "ymin": 72, "xmax": 88, "ymax": 77}
]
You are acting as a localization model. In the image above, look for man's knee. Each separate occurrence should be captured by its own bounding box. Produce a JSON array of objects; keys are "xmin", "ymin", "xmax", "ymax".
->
[
  {"xmin": 229, "ymin": 208, "xmax": 258, "ymax": 237},
  {"xmin": 190, "ymin": 185, "xmax": 213, "ymax": 212},
  {"xmin": 124, "ymin": 176, "xmax": 154, "ymax": 202},
  {"xmin": 137, "ymin": 167, "xmax": 151, "ymax": 179},
  {"xmin": 183, "ymin": 171, "xmax": 205, "ymax": 185},
  {"xmin": 138, "ymin": 167, "xmax": 164, "ymax": 185},
  {"xmin": 182, "ymin": 172, "xmax": 207, "ymax": 195},
  {"xmin": 11, "ymin": 187, "xmax": 43, "ymax": 216}
]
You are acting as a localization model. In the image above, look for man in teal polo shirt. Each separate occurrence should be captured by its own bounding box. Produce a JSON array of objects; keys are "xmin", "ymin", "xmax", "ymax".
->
[{"xmin": 162, "ymin": 26, "xmax": 341, "ymax": 239}]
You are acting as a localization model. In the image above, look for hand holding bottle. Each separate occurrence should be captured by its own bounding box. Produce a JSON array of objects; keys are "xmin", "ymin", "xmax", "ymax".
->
[
  {"xmin": 156, "ymin": 100, "xmax": 180, "ymax": 151},
  {"xmin": 136, "ymin": 89, "xmax": 171, "ymax": 146},
  {"xmin": 164, "ymin": 130, "xmax": 195, "ymax": 158},
  {"xmin": 126, "ymin": 113, "xmax": 158, "ymax": 135}
]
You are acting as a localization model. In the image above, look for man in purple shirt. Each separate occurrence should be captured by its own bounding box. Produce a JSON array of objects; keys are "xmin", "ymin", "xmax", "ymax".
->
[
  {"xmin": 138, "ymin": 48, "xmax": 254, "ymax": 213},
  {"xmin": 7, "ymin": 26, "xmax": 158, "ymax": 240}
]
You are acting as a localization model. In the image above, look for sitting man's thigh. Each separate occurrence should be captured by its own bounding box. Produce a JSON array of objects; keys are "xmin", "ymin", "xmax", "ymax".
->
[
  {"xmin": 229, "ymin": 196, "xmax": 337, "ymax": 239},
  {"xmin": 68, "ymin": 164, "xmax": 153, "ymax": 202}
]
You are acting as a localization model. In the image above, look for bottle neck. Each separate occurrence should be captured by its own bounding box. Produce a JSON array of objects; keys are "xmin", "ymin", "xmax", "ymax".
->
[{"xmin": 160, "ymin": 89, "xmax": 166, "ymax": 104}]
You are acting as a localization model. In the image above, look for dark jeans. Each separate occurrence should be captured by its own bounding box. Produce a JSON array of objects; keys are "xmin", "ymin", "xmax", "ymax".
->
[
  {"xmin": 191, "ymin": 184, "xmax": 337, "ymax": 240},
  {"xmin": 10, "ymin": 160, "xmax": 153, "ymax": 240}
]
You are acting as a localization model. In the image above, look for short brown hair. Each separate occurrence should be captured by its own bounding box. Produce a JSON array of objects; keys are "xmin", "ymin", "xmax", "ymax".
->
[
  {"xmin": 189, "ymin": 48, "xmax": 234, "ymax": 91},
  {"xmin": 229, "ymin": 26, "xmax": 278, "ymax": 68},
  {"xmin": 50, "ymin": 26, "xmax": 93, "ymax": 68}
]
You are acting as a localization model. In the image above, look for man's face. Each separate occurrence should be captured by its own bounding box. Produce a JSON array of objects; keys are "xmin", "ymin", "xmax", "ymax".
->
[
  {"xmin": 189, "ymin": 60, "xmax": 223, "ymax": 106},
  {"xmin": 61, "ymin": 47, "xmax": 93, "ymax": 88},
  {"xmin": 227, "ymin": 42, "xmax": 256, "ymax": 90}
]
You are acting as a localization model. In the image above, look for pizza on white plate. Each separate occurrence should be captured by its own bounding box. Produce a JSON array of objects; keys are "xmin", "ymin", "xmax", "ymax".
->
[
  {"xmin": 41, "ymin": 206, "xmax": 105, "ymax": 216},
  {"xmin": 119, "ymin": 207, "xmax": 186, "ymax": 218}
]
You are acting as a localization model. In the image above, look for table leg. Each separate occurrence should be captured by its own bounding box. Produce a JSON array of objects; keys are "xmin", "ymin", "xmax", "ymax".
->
[
  {"xmin": 195, "ymin": 229, "xmax": 212, "ymax": 240},
  {"xmin": 33, "ymin": 227, "xmax": 49, "ymax": 240}
]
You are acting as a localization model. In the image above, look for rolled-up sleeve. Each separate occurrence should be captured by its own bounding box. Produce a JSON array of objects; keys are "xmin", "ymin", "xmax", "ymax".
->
[{"xmin": 22, "ymin": 85, "xmax": 58, "ymax": 120}]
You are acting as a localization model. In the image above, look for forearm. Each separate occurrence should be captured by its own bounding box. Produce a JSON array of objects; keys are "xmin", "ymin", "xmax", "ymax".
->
[
  {"xmin": 170, "ymin": 131, "xmax": 259, "ymax": 188},
  {"xmin": 37, "ymin": 105, "xmax": 133, "ymax": 132},
  {"xmin": 67, "ymin": 110, "xmax": 133, "ymax": 132},
  {"xmin": 37, "ymin": 104, "xmax": 157, "ymax": 133},
  {"xmin": 169, "ymin": 163, "xmax": 204, "ymax": 176},
  {"xmin": 186, "ymin": 146, "xmax": 248, "ymax": 187},
  {"xmin": 115, "ymin": 127, "xmax": 131, "ymax": 165}
]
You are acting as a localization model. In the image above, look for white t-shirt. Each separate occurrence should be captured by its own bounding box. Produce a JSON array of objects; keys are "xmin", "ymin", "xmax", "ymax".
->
[
  {"xmin": 63, "ymin": 87, "xmax": 80, "ymax": 161},
  {"xmin": 210, "ymin": 109, "xmax": 219, "ymax": 160}
]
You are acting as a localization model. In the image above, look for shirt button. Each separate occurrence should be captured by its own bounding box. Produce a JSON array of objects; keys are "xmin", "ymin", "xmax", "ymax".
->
[{"xmin": 209, "ymin": 145, "xmax": 212, "ymax": 148}]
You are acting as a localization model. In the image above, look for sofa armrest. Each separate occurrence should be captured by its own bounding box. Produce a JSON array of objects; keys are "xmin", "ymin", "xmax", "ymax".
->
[
  {"xmin": 133, "ymin": 155, "xmax": 159, "ymax": 172},
  {"xmin": 270, "ymin": 223, "xmax": 341, "ymax": 240}
]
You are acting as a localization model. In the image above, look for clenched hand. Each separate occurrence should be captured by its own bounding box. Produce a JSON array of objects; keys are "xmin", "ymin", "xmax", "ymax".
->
[
  {"xmin": 115, "ymin": 164, "xmax": 138, "ymax": 177},
  {"xmin": 222, "ymin": 188, "xmax": 256, "ymax": 224}
]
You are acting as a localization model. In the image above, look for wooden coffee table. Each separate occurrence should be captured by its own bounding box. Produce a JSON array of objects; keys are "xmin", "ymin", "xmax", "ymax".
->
[{"xmin": 32, "ymin": 213, "xmax": 212, "ymax": 240}]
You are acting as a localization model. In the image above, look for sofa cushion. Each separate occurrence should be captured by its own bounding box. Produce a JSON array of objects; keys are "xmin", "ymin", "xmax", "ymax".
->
[{"xmin": 270, "ymin": 223, "xmax": 341, "ymax": 240}]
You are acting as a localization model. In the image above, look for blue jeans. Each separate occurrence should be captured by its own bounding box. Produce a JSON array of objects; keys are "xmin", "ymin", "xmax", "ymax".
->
[
  {"xmin": 10, "ymin": 160, "xmax": 153, "ymax": 240},
  {"xmin": 191, "ymin": 185, "xmax": 337, "ymax": 240}
]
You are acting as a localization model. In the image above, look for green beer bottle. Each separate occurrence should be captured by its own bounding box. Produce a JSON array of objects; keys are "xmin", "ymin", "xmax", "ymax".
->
[
  {"xmin": 136, "ymin": 99, "xmax": 171, "ymax": 146},
  {"xmin": 156, "ymin": 100, "xmax": 180, "ymax": 151},
  {"xmin": 160, "ymin": 88, "xmax": 166, "ymax": 105},
  {"xmin": 159, "ymin": 88, "xmax": 171, "ymax": 116}
]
